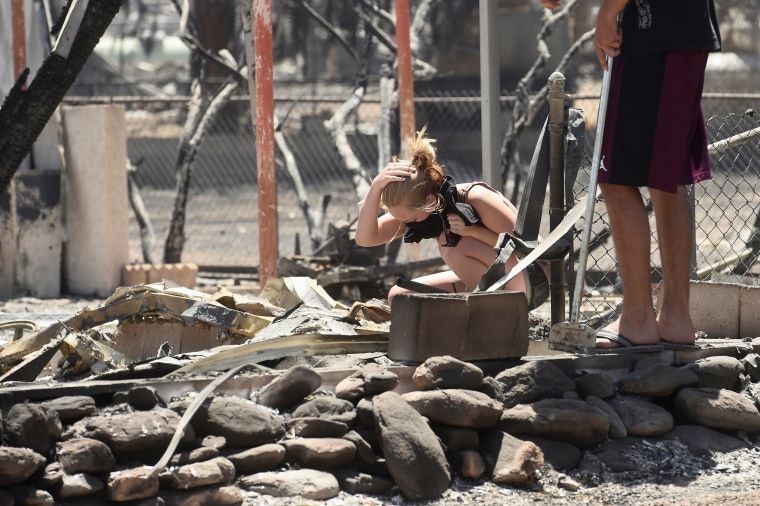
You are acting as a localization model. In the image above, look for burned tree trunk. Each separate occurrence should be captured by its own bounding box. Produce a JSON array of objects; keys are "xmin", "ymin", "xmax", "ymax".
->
[{"xmin": 0, "ymin": 0, "xmax": 123, "ymax": 194}]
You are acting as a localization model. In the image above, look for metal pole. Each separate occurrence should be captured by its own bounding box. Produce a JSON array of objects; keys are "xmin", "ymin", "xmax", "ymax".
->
[
  {"xmin": 253, "ymin": 0, "xmax": 277, "ymax": 289},
  {"xmin": 11, "ymin": 0, "xmax": 26, "ymax": 84},
  {"xmin": 548, "ymin": 72, "xmax": 568, "ymax": 325},
  {"xmin": 395, "ymin": 0, "xmax": 415, "ymax": 158},
  {"xmin": 479, "ymin": 0, "xmax": 501, "ymax": 187}
]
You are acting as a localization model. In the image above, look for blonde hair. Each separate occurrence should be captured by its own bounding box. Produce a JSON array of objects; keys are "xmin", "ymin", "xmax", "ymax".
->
[{"xmin": 381, "ymin": 126, "xmax": 445, "ymax": 212}]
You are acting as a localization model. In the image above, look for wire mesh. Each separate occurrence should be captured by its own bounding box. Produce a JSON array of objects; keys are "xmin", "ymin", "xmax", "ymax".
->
[{"xmin": 86, "ymin": 85, "xmax": 760, "ymax": 319}]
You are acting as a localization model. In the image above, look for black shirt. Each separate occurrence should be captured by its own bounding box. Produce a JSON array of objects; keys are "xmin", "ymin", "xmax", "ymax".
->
[{"xmin": 620, "ymin": 0, "xmax": 722, "ymax": 56}]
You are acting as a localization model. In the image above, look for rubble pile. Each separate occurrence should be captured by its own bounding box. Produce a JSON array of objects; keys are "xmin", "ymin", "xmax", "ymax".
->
[
  {"xmin": 1, "ymin": 281, "xmax": 760, "ymax": 504},
  {"xmin": 2, "ymin": 349, "xmax": 760, "ymax": 504}
]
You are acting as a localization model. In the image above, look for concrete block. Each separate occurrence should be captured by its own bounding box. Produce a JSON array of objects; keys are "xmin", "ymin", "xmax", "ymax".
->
[
  {"xmin": 740, "ymin": 285, "xmax": 760, "ymax": 339},
  {"xmin": 121, "ymin": 263, "xmax": 198, "ymax": 289},
  {"xmin": 62, "ymin": 104, "xmax": 130, "ymax": 297},
  {"xmin": 0, "ymin": 171, "xmax": 62, "ymax": 298},
  {"xmin": 388, "ymin": 291, "xmax": 529, "ymax": 363},
  {"xmin": 689, "ymin": 281, "xmax": 740, "ymax": 339}
]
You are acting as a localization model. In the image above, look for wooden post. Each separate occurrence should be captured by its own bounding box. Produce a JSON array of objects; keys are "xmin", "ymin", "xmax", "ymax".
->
[
  {"xmin": 11, "ymin": 0, "xmax": 25, "ymax": 86},
  {"xmin": 253, "ymin": 0, "xmax": 277, "ymax": 289},
  {"xmin": 395, "ymin": 0, "xmax": 414, "ymax": 158}
]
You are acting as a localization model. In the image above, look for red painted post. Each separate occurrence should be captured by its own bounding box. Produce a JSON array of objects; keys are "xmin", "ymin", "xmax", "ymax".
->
[
  {"xmin": 11, "ymin": 0, "xmax": 26, "ymax": 87},
  {"xmin": 395, "ymin": 0, "xmax": 415, "ymax": 158},
  {"xmin": 253, "ymin": 0, "xmax": 277, "ymax": 289}
]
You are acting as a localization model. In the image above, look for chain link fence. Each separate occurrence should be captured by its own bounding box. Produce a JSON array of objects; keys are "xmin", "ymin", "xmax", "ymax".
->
[{"xmin": 87, "ymin": 81, "xmax": 760, "ymax": 315}]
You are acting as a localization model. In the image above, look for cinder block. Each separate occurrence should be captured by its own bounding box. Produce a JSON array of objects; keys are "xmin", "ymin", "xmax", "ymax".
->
[
  {"xmin": 121, "ymin": 263, "xmax": 198, "ymax": 289},
  {"xmin": 689, "ymin": 281, "xmax": 740, "ymax": 339},
  {"xmin": 388, "ymin": 291, "xmax": 529, "ymax": 363},
  {"xmin": 121, "ymin": 264, "xmax": 149, "ymax": 286},
  {"xmin": 740, "ymin": 285, "xmax": 760, "ymax": 339}
]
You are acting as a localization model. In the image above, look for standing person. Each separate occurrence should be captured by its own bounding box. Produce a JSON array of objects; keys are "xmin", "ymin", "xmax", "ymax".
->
[
  {"xmin": 542, "ymin": 0, "xmax": 722, "ymax": 350},
  {"xmin": 355, "ymin": 127, "xmax": 548, "ymax": 309}
]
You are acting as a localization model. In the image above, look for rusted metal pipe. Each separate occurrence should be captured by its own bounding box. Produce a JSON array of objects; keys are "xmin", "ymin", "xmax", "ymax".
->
[
  {"xmin": 11, "ymin": 0, "xmax": 26, "ymax": 86},
  {"xmin": 395, "ymin": 0, "xmax": 415, "ymax": 158},
  {"xmin": 253, "ymin": 0, "xmax": 277, "ymax": 288},
  {"xmin": 548, "ymin": 72, "xmax": 568, "ymax": 325}
]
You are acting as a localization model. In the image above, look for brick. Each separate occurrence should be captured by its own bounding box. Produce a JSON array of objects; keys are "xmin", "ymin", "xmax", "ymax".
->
[{"xmin": 388, "ymin": 291, "xmax": 529, "ymax": 363}]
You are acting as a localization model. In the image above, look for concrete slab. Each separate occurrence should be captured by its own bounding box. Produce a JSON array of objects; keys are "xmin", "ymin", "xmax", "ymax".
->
[
  {"xmin": 740, "ymin": 284, "xmax": 760, "ymax": 338},
  {"xmin": 388, "ymin": 291, "xmax": 529, "ymax": 363},
  {"xmin": 688, "ymin": 281, "xmax": 740, "ymax": 339}
]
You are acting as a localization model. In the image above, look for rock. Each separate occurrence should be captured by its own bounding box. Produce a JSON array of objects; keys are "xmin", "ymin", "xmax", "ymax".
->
[
  {"xmin": 741, "ymin": 353, "xmax": 760, "ymax": 382},
  {"xmin": 490, "ymin": 361, "xmax": 575, "ymax": 408},
  {"xmin": 342, "ymin": 430, "xmax": 381, "ymax": 467},
  {"xmin": 499, "ymin": 398, "xmax": 609, "ymax": 448},
  {"xmin": 617, "ymin": 363, "xmax": 699, "ymax": 397},
  {"xmin": 159, "ymin": 456, "xmax": 236, "ymax": 490},
  {"xmin": 65, "ymin": 407, "xmax": 194, "ymax": 459},
  {"xmin": 683, "ymin": 356, "xmax": 744, "ymax": 390},
  {"xmin": 4, "ymin": 402, "xmax": 62, "ymax": 456},
  {"xmin": 35, "ymin": 462, "xmax": 63, "ymax": 489},
  {"xmin": 574, "ymin": 372, "xmax": 616, "ymax": 400},
  {"xmin": 160, "ymin": 485, "xmax": 245, "ymax": 506},
  {"xmin": 607, "ymin": 396, "xmax": 674, "ymax": 436},
  {"xmin": 291, "ymin": 396, "xmax": 357, "ymax": 427},
  {"xmin": 57, "ymin": 437, "xmax": 116, "ymax": 475},
  {"xmin": 333, "ymin": 469, "xmax": 395, "ymax": 495},
  {"xmin": 238, "ymin": 469, "xmax": 340, "ymax": 500},
  {"xmin": 480, "ymin": 430, "xmax": 543, "ymax": 485},
  {"xmin": 401, "ymin": 389, "xmax": 503, "ymax": 428},
  {"xmin": 256, "ymin": 365, "xmax": 322, "ymax": 410},
  {"xmin": 372, "ymin": 391, "xmax": 451, "ymax": 499},
  {"xmin": 674, "ymin": 387, "xmax": 760, "ymax": 432},
  {"xmin": 412, "ymin": 355, "xmax": 484, "ymax": 391},
  {"xmin": 191, "ymin": 396, "xmax": 285, "ymax": 447},
  {"xmin": 55, "ymin": 472, "xmax": 105, "ymax": 499},
  {"xmin": 586, "ymin": 395, "xmax": 627, "ymax": 438},
  {"xmin": 286, "ymin": 416, "xmax": 349, "ymax": 438},
  {"xmin": 224, "ymin": 444, "xmax": 286, "ymax": 474},
  {"xmin": 170, "ymin": 446, "xmax": 220, "ymax": 466},
  {"xmin": 127, "ymin": 386, "xmax": 165, "ymax": 410},
  {"xmin": 281, "ymin": 437, "xmax": 357, "ymax": 470},
  {"xmin": 40, "ymin": 395, "xmax": 97, "ymax": 423},
  {"xmin": 199, "ymin": 435, "xmax": 226, "ymax": 450},
  {"xmin": 663, "ymin": 424, "xmax": 748, "ymax": 457},
  {"xmin": 335, "ymin": 363, "xmax": 399, "ymax": 401},
  {"xmin": 447, "ymin": 449, "xmax": 486, "ymax": 480},
  {"xmin": 6, "ymin": 485, "xmax": 54, "ymax": 505},
  {"xmin": 0, "ymin": 447, "xmax": 47, "ymax": 487}
]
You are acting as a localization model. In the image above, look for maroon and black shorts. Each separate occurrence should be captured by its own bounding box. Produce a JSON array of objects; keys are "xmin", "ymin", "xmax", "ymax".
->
[{"xmin": 598, "ymin": 50, "xmax": 711, "ymax": 193}]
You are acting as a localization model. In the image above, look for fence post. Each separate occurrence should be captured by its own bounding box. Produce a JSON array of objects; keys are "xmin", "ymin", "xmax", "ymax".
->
[
  {"xmin": 548, "ymin": 72, "xmax": 568, "ymax": 325},
  {"xmin": 251, "ymin": 0, "xmax": 277, "ymax": 289},
  {"xmin": 395, "ymin": 0, "xmax": 415, "ymax": 158}
]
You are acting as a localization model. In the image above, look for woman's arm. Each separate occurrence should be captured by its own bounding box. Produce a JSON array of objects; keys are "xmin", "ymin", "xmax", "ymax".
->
[
  {"xmin": 354, "ymin": 162, "xmax": 411, "ymax": 247},
  {"xmin": 447, "ymin": 184, "xmax": 518, "ymax": 247}
]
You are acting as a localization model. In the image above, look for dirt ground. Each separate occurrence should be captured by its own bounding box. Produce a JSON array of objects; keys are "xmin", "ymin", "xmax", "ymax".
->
[{"xmin": 2, "ymin": 295, "xmax": 760, "ymax": 506}]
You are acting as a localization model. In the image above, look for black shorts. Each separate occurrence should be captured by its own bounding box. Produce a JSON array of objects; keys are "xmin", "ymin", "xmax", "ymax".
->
[{"xmin": 598, "ymin": 51, "xmax": 711, "ymax": 193}]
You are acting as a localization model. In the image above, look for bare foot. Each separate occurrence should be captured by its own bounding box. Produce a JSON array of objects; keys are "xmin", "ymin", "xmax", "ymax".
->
[{"xmin": 596, "ymin": 319, "xmax": 659, "ymax": 349}]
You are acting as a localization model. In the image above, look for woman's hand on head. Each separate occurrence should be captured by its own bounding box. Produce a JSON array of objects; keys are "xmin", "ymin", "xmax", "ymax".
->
[{"xmin": 373, "ymin": 161, "xmax": 415, "ymax": 190}]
